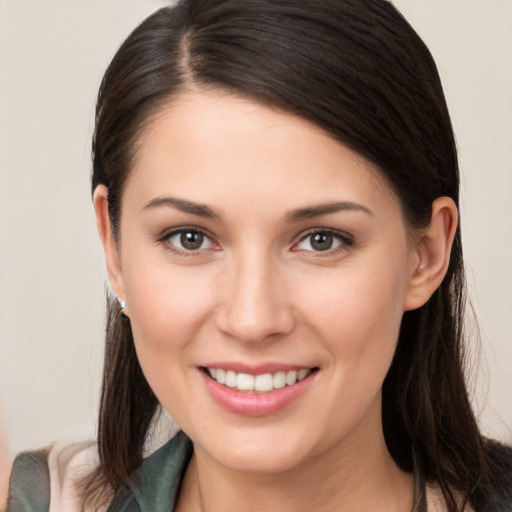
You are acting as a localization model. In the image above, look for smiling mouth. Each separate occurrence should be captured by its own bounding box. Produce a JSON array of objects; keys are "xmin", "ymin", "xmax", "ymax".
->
[{"xmin": 202, "ymin": 367, "xmax": 318, "ymax": 393}]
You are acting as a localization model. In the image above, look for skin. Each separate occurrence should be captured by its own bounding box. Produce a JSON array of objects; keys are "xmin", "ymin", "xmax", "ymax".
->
[{"xmin": 95, "ymin": 89, "xmax": 457, "ymax": 512}]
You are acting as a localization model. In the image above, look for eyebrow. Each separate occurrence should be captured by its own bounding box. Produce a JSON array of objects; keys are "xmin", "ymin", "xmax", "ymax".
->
[
  {"xmin": 285, "ymin": 201, "xmax": 373, "ymax": 222},
  {"xmin": 143, "ymin": 196, "xmax": 221, "ymax": 220},
  {"xmin": 143, "ymin": 196, "xmax": 372, "ymax": 222}
]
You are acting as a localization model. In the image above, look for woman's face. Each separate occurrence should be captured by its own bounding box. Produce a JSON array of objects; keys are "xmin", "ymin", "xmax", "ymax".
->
[{"xmin": 106, "ymin": 90, "xmax": 424, "ymax": 473}]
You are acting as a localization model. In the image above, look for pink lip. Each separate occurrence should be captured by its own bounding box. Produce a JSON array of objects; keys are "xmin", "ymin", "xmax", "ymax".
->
[
  {"xmin": 200, "ymin": 368, "xmax": 316, "ymax": 417},
  {"xmin": 202, "ymin": 362, "xmax": 313, "ymax": 375}
]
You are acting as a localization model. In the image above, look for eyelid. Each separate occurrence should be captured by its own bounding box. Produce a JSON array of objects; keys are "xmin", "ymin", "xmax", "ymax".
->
[
  {"xmin": 292, "ymin": 228, "xmax": 354, "ymax": 253},
  {"xmin": 157, "ymin": 226, "xmax": 219, "ymax": 254},
  {"xmin": 156, "ymin": 226, "xmax": 353, "ymax": 256}
]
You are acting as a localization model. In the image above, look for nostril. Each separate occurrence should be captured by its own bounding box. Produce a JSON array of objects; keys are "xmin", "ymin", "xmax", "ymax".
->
[{"xmin": 215, "ymin": 307, "xmax": 295, "ymax": 344}]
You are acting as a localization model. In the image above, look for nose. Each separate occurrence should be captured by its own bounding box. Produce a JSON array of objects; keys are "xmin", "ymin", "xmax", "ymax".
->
[{"xmin": 215, "ymin": 251, "xmax": 295, "ymax": 344}]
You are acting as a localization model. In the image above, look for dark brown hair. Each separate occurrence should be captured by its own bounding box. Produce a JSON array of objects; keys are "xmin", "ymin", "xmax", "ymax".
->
[{"xmin": 86, "ymin": 1, "xmax": 510, "ymax": 510}]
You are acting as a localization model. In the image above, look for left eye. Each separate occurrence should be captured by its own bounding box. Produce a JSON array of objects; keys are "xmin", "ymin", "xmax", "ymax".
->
[
  {"xmin": 295, "ymin": 231, "xmax": 346, "ymax": 252},
  {"xmin": 167, "ymin": 229, "xmax": 214, "ymax": 251}
]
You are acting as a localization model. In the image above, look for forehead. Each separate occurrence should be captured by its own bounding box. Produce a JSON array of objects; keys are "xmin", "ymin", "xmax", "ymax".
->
[{"xmin": 126, "ymin": 89, "xmax": 398, "ymax": 218}]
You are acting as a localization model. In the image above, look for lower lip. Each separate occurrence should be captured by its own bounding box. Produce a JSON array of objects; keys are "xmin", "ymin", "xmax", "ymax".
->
[{"xmin": 201, "ymin": 370, "xmax": 315, "ymax": 417}]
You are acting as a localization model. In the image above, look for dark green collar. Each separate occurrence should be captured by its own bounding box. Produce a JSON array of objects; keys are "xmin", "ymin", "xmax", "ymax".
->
[{"xmin": 107, "ymin": 431, "xmax": 193, "ymax": 512}]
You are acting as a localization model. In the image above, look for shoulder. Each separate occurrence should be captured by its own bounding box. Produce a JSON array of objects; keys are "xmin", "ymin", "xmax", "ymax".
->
[
  {"xmin": 421, "ymin": 440, "xmax": 512, "ymax": 512},
  {"xmin": 6, "ymin": 449, "xmax": 51, "ymax": 511},
  {"xmin": 6, "ymin": 440, "xmax": 98, "ymax": 512},
  {"xmin": 486, "ymin": 438, "xmax": 512, "ymax": 474},
  {"xmin": 47, "ymin": 440, "xmax": 99, "ymax": 511},
  {"xmin": 114, "ymin": 431, "xmax": 193, "ymax": 511},
  {"xmin": 485, "ymin": 439, "xmax": 512, "ymax": 505},
  {"xmin": 461, "ymin": 439, "xmax": 512, "ymax": 512},
  {"xmin": 425, "ymin": 483, "xmax": 474, "ymax": 512},
  {"xmin": 6, "ymin": 432, "xmax": 192, "ymax": 512}
]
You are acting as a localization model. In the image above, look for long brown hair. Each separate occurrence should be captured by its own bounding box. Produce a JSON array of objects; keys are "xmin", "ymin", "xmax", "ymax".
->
[{"xmin": 85, "ymin": 1, "xmax": 510, "ymax": 509}]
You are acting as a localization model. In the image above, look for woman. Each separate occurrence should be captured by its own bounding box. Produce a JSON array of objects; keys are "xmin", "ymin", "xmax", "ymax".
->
[{"xmin": 6, "ymin": 0, "xmax": 512, "ymax": 511}]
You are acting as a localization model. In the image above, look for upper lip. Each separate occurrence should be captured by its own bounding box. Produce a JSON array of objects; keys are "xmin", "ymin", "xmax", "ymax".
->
[{"xmin": 200, "ymin": 362, "xmax": 317, "ymax": 375}]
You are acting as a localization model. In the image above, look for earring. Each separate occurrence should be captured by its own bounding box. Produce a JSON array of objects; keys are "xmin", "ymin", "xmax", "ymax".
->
[{"xmin": 118, "ymin": 298, "xmax": 129, "ymax": 320}]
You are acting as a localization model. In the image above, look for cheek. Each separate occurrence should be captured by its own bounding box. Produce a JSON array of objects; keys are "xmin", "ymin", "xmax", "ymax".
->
[
  {"xmin": 298, "ymin": 250, "xmax": 409, "ymax": 373},
  {"xmin": 121, "ymin": 250, "xmax": 219, "ymax": 379},
  {"xmin": 122, "ymin": 261, "xmax": 220, "ymax": 418}
]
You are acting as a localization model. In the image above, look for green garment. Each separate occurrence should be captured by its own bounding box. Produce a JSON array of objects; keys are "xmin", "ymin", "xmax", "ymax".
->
[
  {"xmin": 6, "ymin": 451, "xmax": 50, "ymax": 512},
  {"xmin": 106, "ymin": 431, "xmax": 193, "ymax": 512},
  {"xmin": 6, "ymin": 432, "xmax": 193, "ymax": 512}
]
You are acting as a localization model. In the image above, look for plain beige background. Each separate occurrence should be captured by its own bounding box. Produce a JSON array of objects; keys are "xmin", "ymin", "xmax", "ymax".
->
[{"xmin": 0, "ymin": 0, "xmax": 511, "ymax": 458}]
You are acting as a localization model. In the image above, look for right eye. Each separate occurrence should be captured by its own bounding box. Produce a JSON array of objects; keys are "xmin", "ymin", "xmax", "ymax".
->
[
  {"xmin": 164, "ymin": 228, "xmax": 215, "ymax": 252},
  {"xmin": 292, "ymin": 228, "xmax": 353, "ymax": 255}
]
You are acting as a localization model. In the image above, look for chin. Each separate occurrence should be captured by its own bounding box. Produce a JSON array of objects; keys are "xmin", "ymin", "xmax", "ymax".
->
[
  {"xmin": 187, "ymin": 419, "xmax": 341, "ymax": 475},
  {"xmin": 208, "ymin": 442, "xmax": 312, "ymax": 474}
]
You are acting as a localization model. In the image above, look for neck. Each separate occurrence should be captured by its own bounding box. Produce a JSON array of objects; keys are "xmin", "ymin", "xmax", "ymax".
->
[{"xmin": 176, "ymin": 403, "xmax": 414, "ymax": 512}]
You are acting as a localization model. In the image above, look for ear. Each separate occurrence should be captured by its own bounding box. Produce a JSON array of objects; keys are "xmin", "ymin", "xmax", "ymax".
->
[
  {"xmin": 404, "ymin": 197, "xmax": 458, "ymax": 311},
  {"xmin": 93, "ymin": 185, "xmax": 127, "ymax": 307}
]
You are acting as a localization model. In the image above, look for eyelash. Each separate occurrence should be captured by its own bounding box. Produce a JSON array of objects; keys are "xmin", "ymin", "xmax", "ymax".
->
[
  {"xmin": 157, "ymin": 227, "xmax": 354, "ymax": 256},
  {"xmin": 157, "ymin": 226, "xmax": 218, "ymax": 256},
  {"xmin": 292, "ymin": 229, "xmax": 354, "ymax": 255}
]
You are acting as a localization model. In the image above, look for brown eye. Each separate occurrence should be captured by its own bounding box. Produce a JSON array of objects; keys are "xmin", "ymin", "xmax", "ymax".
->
[
  {"xmin": 167, "ymin": 229, "xmax": 213, "ymax": 251},
  {"xmin": 294, "ymin": 230, "xmax": 351, "ymax": 253},
  {"xmin": 310, "ymin": 233, "xmax": 334, "ymax": 251},
  {"xmin": 181, "ymin": 231, "xmax": 204, "ymax": 250}
]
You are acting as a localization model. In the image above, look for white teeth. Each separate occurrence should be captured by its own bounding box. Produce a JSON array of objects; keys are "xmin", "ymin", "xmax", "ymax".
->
[
  {"xmin": 254, "ymin": 373, "xmax": 274, "ymax": 392},
  {"xmin": 225, "ymin": 370, "xmax": 237, "ymax": 388},
  {"xmin": 286, "ymin": 370, "xmax": 297, "ymax": 386},
  {"xmin": 273, "ymin": 371, "xmax": 286, "ymax": 389},
  {"xmin": 297, "ymin": 369, "xmax": 310, "ymax": 381},
  {"xmin": 207, "ymin": 367, "xmax": 313, "ymax": 392},
  {"xmin": 237, "ymin": 373, "xmax": 255, "ymax": 391},
  {"xmin": 216, "ymin": 369, "xmax": 226, "ymax": 384}
]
